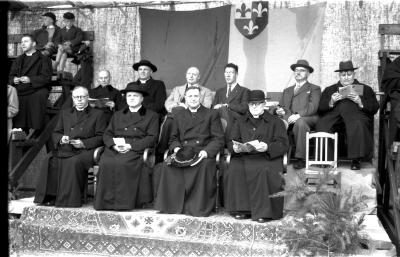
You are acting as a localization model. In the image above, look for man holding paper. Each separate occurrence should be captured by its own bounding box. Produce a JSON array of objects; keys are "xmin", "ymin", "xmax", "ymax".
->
[
  {"xmin": 94, "ymin": 83, "xmax": 160, "ymax": 210},
  {"xmin": 225, "ymin": 90, "xmax": 289, "ymax": 223},
  {"xmin": 316, "ymin": 61, "xmax": 379, "ymax": 170}
]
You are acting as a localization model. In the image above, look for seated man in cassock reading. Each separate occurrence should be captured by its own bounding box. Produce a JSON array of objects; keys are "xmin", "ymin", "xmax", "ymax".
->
[
  {"xmin": 34, "ymin": 86, "xmax": 107, "ymax": 207},
  {"xmin": 94, "ymin": 83, "xmax": 160, "ymax": 210},
  {"xmin": 316, "ymin": 61, "xmax": 379, "ymax": 170},
  {"xmin": 154, "ymin": 86, "xmax": 224, "ymax": 217},
  {"xmin": 225, "ymin": 90, "xmax": 289, "ymax": 223}
]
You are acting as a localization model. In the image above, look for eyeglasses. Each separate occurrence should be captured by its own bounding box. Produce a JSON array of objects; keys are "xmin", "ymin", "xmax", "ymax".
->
[
  {"xmin": 72, "ymin": 95, "xmax": 88, "ymax": 100},
  {"xmin": 248, "ymin": 101, "xmax": 264, "ymax": 107},
  {"xmin": 294, "ymin": 68, "xmax": 308, "ymax": 73},
  {"xmin": 339, "ymin": 71, "xmax": 354, "ymax": 77}
]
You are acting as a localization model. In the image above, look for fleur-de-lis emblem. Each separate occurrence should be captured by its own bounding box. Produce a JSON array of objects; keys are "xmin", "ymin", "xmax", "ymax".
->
[
  {"xmin": 236, "ymin": 3, "xmax": 251, "ymax": 18},
  {"xmin": 252, "ymin": 3, "xmax": 268, "ymax": 17},
  {"xmin": 243, "ymin": 20, "xmax": 259, "ymax": 35}
]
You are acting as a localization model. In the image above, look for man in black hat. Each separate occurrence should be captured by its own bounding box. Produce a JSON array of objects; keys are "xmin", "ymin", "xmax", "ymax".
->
[
  {"xmin": 155, "ymin": 86, "xmax": 224, "ymax": 217},
  {"xmin": 316, "ymin": 60, "xmax": 379, "ymax": 170},
  {"xmin": 225, "ymin": 90, "xmax": 288, "ymax": 223},
  {"xmin": 275, "ymin": 60, "xmax": 321, "ymax": 169},
  {"xmin": 54, "ymin": 12, "xmax": 83, "ymax": 76},
  {"xmin": 32, "ymin": 12, "xmax": 62, "ymax": 66},
  {"xmin": 212, "ymin": 63, "xmax": 250, "ymax": 143},
  {"xmin": 94, "ymin": 83, "xmax": 160, "ymax": 210}
]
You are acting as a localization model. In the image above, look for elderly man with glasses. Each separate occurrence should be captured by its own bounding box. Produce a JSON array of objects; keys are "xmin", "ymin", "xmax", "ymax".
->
[{"xmin": 316, "ymin": 61, "xmax": 379, "ymax": 170}]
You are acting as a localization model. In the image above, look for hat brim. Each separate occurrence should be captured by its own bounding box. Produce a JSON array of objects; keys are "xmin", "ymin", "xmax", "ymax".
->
[
  {"xmin": 290, "ymin": 64, "xmax": 314, "ymax": 73},
  {"xmin": 170, "ymin": 154, "xmax": 203, "ymax": 168},
  {"xmin": 334, "ymin": 67, "xmax": 359, "ymax": 72},
  {"xmin": 121, "ymin": 89, "xmax": 149, "ymax": 96},
  {"xmin": 132, "ymin": 62, "xmax": 157, "ymax": 72}
]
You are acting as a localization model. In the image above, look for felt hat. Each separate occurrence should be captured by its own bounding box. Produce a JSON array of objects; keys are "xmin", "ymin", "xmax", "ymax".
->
[
  {"xmin": 248, "ymin": 90, "xmax": 266, "ymax": 102},
  {"xmin": 42, "ymin": 12, "xmax": 56, "ymax": 23},
  {"xmin": 121, "ymin": 82, "xmax": 149, "ymax": 96},
  {"xmin": 63, "ymin": 12, "xmax": 75, "ymax": 20},
  {"xmin": 132, "ymin": 59, "xmax": 158, "ymax": 72},
  {"xmin": 334, "ymin": 60, "xmax": 359, "ymax": 72},
  {"xmin": 167, "ymin": 146, "xmax": 202, "ymax": 168},
  {"xmin": 290, "ymin": 59, "xmax": 314, "ymax": 73}
]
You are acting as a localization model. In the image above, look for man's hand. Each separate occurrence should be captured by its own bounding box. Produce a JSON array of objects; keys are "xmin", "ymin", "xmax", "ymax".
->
[
  {"xmin": 213, "ymin": 104, "xmax": 228, "ymax": 109},
  {"xmin": 276, "ymin": 107, "xmax": 285, "ymax": 116},
  {"xmin": 105, "ymin": 101, "xmax": 115, "ymax": 110},
  {"xmin": 60, "ymin": 135, "xmax": 70, "ymax": 144},
  {"xmin": 113, "ymin": 144, "xmax": 131, "ymax": 153},
  {"xmin": 173, "ymin": 147, "xmax": 181, "ymax": 154},
  {"xmin": 288, "ymin": 114, "xmax": 301, "ymax": 125},
  {"xmin": 346, "ymin": 93, "xmax": 363, "ymax": 108},
  {"xmin": 330, "ymin": 92, "xmax": 343, "ymax": 106},
  {"xmin": 70, "ymin": 139, "xmax": 85, "ymax": 149},
  {"xmin": 198, "ymin": 150, "xmax": 208, "ymax": 159},
  {"xmin": 255, "ymin": 141, "xmax": 268, "ymax": 152},
  {"xmin": 19, "ymin": 76, "xmax": 30, "ymax": 83},
  {"xmin": 13, "ymin": 77, "xmax": 20, "ymax": 84}
]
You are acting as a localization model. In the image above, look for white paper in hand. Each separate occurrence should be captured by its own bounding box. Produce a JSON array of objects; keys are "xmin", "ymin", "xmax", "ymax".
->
[{"xmin": 113, "ymin": 137, "xmax": 126, "ymax": 146}]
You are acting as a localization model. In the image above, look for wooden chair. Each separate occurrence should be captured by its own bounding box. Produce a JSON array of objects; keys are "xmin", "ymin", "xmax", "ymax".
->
[{"xmin": 304, "ymin": 132, "xmax": 339, "ymax": 187}]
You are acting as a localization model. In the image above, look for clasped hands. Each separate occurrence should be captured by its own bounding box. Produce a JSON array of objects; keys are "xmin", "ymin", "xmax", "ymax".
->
[
  {"xmin": 13, "ymin": 76, "xmax": 30, "ymax": 84},
  {"xmin": 330, "ymin": 92, "xmax": 362, "ymax": 108},
  {"xmin": 60, "ymin": 135, "xmax": 85, "ymax": 148},
  {"xmin": 213, "ymin": 103, "xmax": 228, "ymax": 109},
  {"xmin": 113, "ymin": 143, "xmax": 132, "ymax": 153}
]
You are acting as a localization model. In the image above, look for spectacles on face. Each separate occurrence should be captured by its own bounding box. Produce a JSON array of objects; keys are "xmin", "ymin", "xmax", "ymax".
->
[
  {"xmin": 339, "ymin": 71, "xmax": 354, "ymax": 77},
  {"xmin": 72, "ymin": 95, "xmax": 88, "ymax": 100},
  {"xmin": 248, "ymin": 101, "xmax": 264, "ymax": 107},
  {"xmin": 294, "ymin": 68, "xmax": 308, "ymax": 73}
]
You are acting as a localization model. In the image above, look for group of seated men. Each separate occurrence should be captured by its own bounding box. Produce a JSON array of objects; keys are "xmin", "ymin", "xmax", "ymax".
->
[{"xmin": 9, "ymin": 31, "xmax": 380, "ymax": 222}]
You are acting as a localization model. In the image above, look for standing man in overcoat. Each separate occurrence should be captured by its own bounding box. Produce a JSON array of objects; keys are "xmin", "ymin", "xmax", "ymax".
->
[{"xmin": 316, "ymin": 61, "xmax": 379, "ymax": 170}]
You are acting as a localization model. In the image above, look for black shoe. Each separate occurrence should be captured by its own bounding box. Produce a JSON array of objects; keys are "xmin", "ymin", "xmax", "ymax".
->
[
  {"xmin": 293, "ymin": 159, "xmax": 305, "ymax": 169},
  {"xmin": 351, "ymin": 159, "xmax": 361, "ymax": 170},
  {"xmin": 234, "ymin": 214, "xmax": 250, "ymax": 220},
  {"xmin": 43, "ymin": 199, "xmax": 55, "ymax": 206},
  {"xmin": 256, "ymin": 218, "xmax": 272, "ymax": 223}
]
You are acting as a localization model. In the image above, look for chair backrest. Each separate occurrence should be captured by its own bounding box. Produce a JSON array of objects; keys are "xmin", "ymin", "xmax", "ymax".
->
[{"xmin": 306, "ymin": 132, "xmax": 338, "ymax": 169}]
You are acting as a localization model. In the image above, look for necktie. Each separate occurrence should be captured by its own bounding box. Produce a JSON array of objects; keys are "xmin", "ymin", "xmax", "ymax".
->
[
  {"xmin": 294, "ymin": 84, "xmax": 300, "ymax": 94},
  {"xmin": 227, "ymin": 85, "xmax": 232, "ymax": 98}
]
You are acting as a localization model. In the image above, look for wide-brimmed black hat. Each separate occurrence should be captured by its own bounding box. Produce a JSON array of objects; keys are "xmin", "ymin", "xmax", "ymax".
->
[
  {"xmin": 132, "ymin": 60, "xmax": 157, "ymax": 72},
  {"xmin": 42, "ymin": 12, "xmax": 56, "ymax": 23},
  {"xmin": 167, "ymin": 146, "xmax": 202, "ymax": 168},
  {"xmin": 290, "ymin": 59, "xmax": 314, "ymax": 73},
  {"xmin": 63, "ymin": 12, "xmax": 75, "ymax": 20},
  {"xmin": 248, "ymin": 90, "xmax": 266, "ymax": 102},
  {"xmin": 121, "ymin": 82, "xmax": 149, "ymax": 96},
  {"xmin": 334, "ymin": 60, "xmax": 359, "ymax": 72}
]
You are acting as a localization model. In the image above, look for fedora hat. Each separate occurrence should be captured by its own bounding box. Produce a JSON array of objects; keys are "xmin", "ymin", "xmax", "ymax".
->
[
  {"xmin": 132, "ymin": 59, "xmax": 158, "ymax": 72},
  {"xmin": 42, "ymin": 12, "xmax": 56, "ymax": 23},
  {"xmin": 248, "ymin": 90, "xmax": 266, "ymax": 102},
  {"xmin": 166, "ymin": 146, "xmax": 202, "ymax": 168},
  {"xmin": 121, "ymin": 82, "xmax": 149, "ymax": 96},
  {"xmin": 290, "ymin": 59, "xmax": 314, "ymax": 73},
  {"xmin": 334, "ymin": 60, "xmax": 359, "ymax": 72}
]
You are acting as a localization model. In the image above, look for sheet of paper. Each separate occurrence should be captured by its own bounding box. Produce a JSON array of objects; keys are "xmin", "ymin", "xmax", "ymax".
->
[{"xmin": 113, "ymin": 137, "xmax": 126, "ymax": 146}]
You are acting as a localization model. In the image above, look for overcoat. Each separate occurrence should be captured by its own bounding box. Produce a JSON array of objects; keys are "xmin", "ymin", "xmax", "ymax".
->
[
  {"xmin": 137, "ymin": 78, "xmax": 167, "ymax": 117},
  {"xmin": 154, "ymin": 105, "xmax": 224, "ymax": 216},
  {"xmin": 8, "ymin": 50, "xmax": 52, "ymax": 130},
  {"xmin": 89, "ymin": 84, "xmax": 124, "ymax": 122},
  {"xmin": 94, "ymin": 106, "xmax": 160, "ymax": 210},
  {"xmin": 34, "ymin": 106, "xmax": 107, "ymax": 207},
  {"xmin": 316, "ymin": 79, "xmax": 379, "ymax": 160},
  {"xmin": 225, "ymin": 111, "xmax": 289, "ymax": 220},
  {"xmin": 32, "ymin": 25, "xmax": 62, "ymax": 56}
]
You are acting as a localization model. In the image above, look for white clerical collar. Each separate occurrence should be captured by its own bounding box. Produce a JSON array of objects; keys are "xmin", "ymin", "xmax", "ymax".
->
[
  {"xmin": 295, "ymin": 80, "xmax": 307, "ymax": 88},
  {"xmin": 252, "ymin": 111, "xmax": 264, "ymax": 119},
  {"xmin": 140, "ymin": 79, "xmax": 150, "ymax": 84},
  {"xmin": 129, "ymin": 105, "xmax": 142, "ymax": 112},
  {"xmin": 189, "ymin": 105, "xmax": 201, "ymax": 112},
  {"xmin": 76, "ymin": 104, "xmax": 88, "ymax": 111}
]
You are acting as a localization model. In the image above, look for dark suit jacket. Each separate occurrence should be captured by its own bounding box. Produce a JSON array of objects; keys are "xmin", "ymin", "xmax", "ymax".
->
[
  {"xmin": 8, "ymin": 51, "xmax": 52, "ymax": 96},
  {"xmin": 32, "ymin": 25, "xmax": 62, "ymax": 55},
  {"xmin": 89, "ymin": 84, "xmax": 124, "ymax": 120},
  {"xmin": 136, "ymin": 78, "xmax": 167, "ymax": 116},
  {"xmin": 60, "ymin": 25, "xmax": 83, "ymax": 52},
  {"xmin": 53, "ymin": 106, "xmax": 107, "ymax": 158},
  {"xmin": 169, "ymin": 105, "xmax": 224, "ymax": 158},
  {"xmin": 279, "ymin": 82, "xmax": 321, "ymax": 120},
  {"xmin": 212, "ymin": 84, "xmax": 250, "ymax": 115}
]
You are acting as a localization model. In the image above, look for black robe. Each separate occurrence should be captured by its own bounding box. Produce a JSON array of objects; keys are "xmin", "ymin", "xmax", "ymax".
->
[
  {"xmin": 316, "ymin": 79, "xmax": 379, "ymax": 160},
  {"xmin": 154, "ymin": 106, "xmax": 224, "ymax": 217},
  {"xmin": 34, "ymin": 106, "xmax": 107, "ymax": 207},
  {"xmin": 94, "ymin": 106, "xmax": 160, "ymax": 210},
  {"xmin": 89, "ymin": 84, "xmax": 124, "ymax": 123},
  {"xmin": 225, "ymin": 111, "xmax": 288, "ymax": 220},
  {"xmin": 8, "ymin": 51, "xmax": 52, "ymax": 130}
]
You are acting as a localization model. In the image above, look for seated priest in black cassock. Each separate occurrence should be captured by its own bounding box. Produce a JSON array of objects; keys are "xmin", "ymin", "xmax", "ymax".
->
[
  {"xmin": 34, "ymin": 86, "xmax": 107, "ymax": 207},
  {"xmin": 94, "ymin": 83, "xmax": 160, "ymax": 210},
  {"xmin": 154, "ymin": 86, "xmax": 224, "ymax": 217},
  {"xmin": 225, "ymin": 90, "xmax": 289, "ymax": 223},
  {"xmin": 316, "ymin": 61, "xmax": 379, "ymax": 170}
]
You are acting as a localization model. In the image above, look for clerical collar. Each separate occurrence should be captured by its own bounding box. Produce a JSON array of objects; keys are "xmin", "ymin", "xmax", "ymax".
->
[
  {"xmin": 47, "ymin": 25, "xmax": 55, "ymax": 29},
  {"xmin": 251, "ymin": 110, "xmax": 264, "ymax": 119},
  {"xmin": 189, "ymin": 105, "xmax": 201, "ymax": 113},
  {"xmin": 76, "ymin": 105, "xmax": 88, "ymax": 112},
  {"xmin": 129, "ymin": 105, "xmax": 142, "ymax": 112},
  {"xmin": 25, "ymin": 50, "xmax": 37, "ymax": 56},
  {"xmin": 139, "ymin": 79, "xmax": 150, "ymax": 84}
]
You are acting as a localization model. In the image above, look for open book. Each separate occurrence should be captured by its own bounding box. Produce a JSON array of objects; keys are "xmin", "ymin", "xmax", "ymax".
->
[
  {"xmin": 89, "ymin": 97, "xmax": 110, "ymax": 108},
  {"xmin": 232, "ymin": 140, "xmax": 261, "ymax": 152},
  {"xmin": 338, "ymin": 84, "xmax": 364, "ymax": 98}
]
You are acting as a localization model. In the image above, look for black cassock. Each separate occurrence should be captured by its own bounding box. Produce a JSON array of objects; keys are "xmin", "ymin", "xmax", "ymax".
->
[
  {"xmin": 316, "ymin": 79, "xmax": 379, "ymax": 160},
  {"xmin": 154, "ymin": 106, "xmax": 224, "ymax": 217},
  {"xmin": 34, "ymin": 106, "xmax": 107, "ymax": 207},
  {"xmin": 225, "ymin": 111, "xmax": 289, "ymax": 220},
  {"xmin": 94, "ymin": 106, "xmax": 159, "ymax": 210}
]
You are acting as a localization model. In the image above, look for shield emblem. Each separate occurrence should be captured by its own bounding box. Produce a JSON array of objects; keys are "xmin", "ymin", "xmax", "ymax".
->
[{"xmin": 235, "ymin": 1, "xmax": 269, "ymax": 40}]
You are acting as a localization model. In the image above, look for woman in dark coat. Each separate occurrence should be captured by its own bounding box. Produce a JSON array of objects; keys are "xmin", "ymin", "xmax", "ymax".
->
[
  {"xmin": 225, "ymin": 90, "xmax": 289, "ymax": 223},
  {"xmin": 94, "ymin": 83, "xmax": 160, "ymax": 210}
]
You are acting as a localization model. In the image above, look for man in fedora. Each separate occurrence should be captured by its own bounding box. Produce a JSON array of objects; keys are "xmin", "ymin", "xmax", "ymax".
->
[
  {"xmin": 275, "ymin": 60, "xmax": 321, "ymax": 169},
  {"xmin": 129, "ymin": 59, "xmax": 167, "ymax": 118},
  {"xmin": 155, "ymin": 86, "xmax": 224, "ymax": 217},
  {"xmin": 316, "ymin": 60, "xmax": 379, "ymax": 170},
  {"xmin": 225, "ymin": 90, "xmax": 289, "ymax": 223}
]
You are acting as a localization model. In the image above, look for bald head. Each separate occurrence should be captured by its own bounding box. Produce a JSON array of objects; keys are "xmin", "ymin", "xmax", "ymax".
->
[
  {"xmin": 186, "ymin": 67, "xmax": 200, "ymax": 85},
  {"xmin": 98, "ymin": 70, "xmax": 111, "ymax": 87}
]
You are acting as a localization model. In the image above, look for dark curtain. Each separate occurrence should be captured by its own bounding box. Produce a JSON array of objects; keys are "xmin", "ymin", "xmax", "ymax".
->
[{"xmin": 140, "ymin": 6, "xmax": 230, "ymax": 91}]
